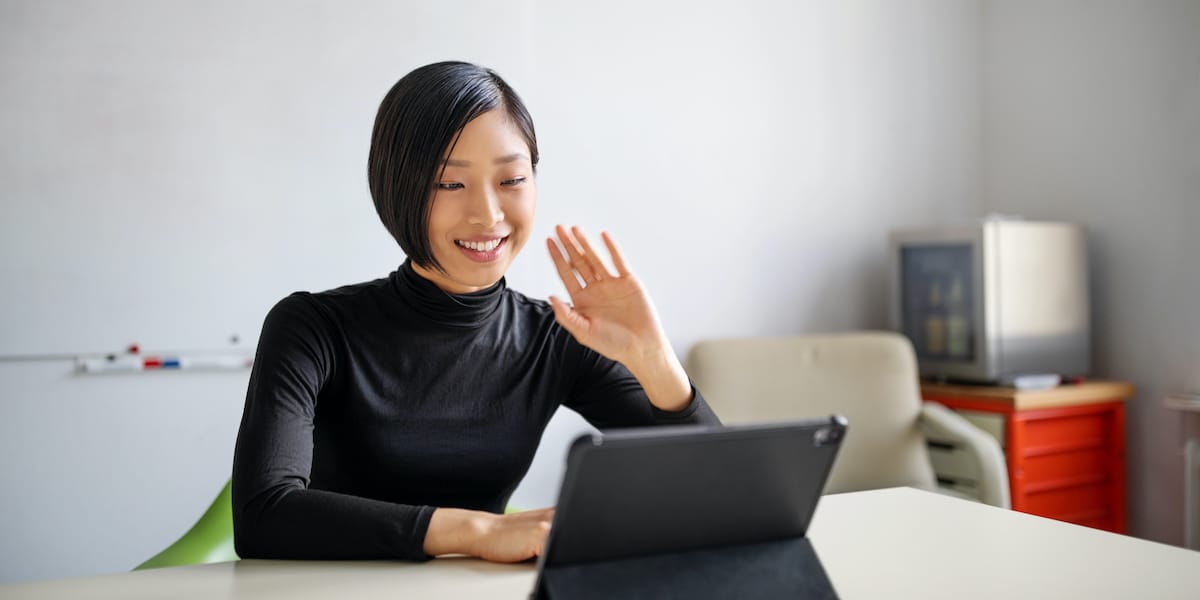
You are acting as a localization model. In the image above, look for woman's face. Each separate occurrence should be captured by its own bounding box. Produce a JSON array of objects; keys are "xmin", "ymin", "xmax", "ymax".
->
[{"xmin": 411, "ymin": 109, "xmax": 536, "ymax": 294}]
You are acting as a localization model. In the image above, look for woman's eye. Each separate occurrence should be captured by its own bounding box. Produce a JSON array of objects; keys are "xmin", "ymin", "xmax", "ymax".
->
[
  {"xmin": 437, "ymin": 182, "xmax": 464, "ymax": 190},
  {"xmin": 501, "ymin": 177, "xmax": 527, "ymax": 186}
]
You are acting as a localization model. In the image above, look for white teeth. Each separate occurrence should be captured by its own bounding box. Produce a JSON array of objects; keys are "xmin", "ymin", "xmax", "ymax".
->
[{"xmin": 456, "ymin": 238, "xmax": 503, "ymax": 252}]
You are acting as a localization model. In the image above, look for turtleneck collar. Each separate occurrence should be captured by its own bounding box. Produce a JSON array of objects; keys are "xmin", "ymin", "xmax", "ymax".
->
[{"xmin": 391, "ymin": 259, "xmax": 506, "ymax": 328}]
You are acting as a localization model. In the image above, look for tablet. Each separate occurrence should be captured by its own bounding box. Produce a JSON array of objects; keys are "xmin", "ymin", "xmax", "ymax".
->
[{"xmin": 532, "ymin": 416, "xmax": 847, "ymax": 597}]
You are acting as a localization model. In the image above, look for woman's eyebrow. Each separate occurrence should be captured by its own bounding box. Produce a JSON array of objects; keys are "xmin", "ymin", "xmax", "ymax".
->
[
  {"xmin": 441, "ymin": 153, "xmax": 530, "ymax": 168},
  {"xmin": 493, "ymin": 153, "xmax": 529, "ymax": 165}
]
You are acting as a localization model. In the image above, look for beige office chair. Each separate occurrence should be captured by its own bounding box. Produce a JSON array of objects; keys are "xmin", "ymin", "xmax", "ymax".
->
[{"xmin": 687, "ymin": 331, "xmax": 1010, "ymax": 508}]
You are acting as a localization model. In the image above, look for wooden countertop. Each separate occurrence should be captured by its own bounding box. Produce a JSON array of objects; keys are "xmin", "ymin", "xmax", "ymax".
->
[{"xmin": 920, "ymin": 380, "xmax": 1136, "ymax": 410}]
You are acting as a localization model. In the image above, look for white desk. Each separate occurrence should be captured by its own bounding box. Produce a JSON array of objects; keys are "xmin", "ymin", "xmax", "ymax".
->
[{"xmin": 4, "ymin": 487, "xmax": 1199, "ymax": 599}]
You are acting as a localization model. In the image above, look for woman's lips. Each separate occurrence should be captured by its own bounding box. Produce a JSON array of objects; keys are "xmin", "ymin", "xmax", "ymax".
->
[{"xmin": 454, "ymin": 236, "xmax": 508, "ymax": 263}]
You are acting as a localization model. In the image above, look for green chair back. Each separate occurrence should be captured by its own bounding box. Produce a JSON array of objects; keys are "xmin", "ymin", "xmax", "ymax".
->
[{"xmin": 135, "ymin": 480, "xmax": 239, "ymax": 570}]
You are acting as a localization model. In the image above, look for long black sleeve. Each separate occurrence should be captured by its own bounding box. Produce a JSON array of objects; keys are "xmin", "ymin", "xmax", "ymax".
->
[
  {"xmin": 233, "ymin": 296, "xmax": 436, "ymax": 560},
  {"xmin": 564, "ymin": 338, "xmax": 720, "ymax": 429},
  {"xmin": 231, "ymin": 261, "xmax": 719, "ymax": 561}
]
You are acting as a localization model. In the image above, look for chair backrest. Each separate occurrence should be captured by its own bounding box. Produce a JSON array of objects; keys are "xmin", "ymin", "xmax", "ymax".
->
[
  {"xmin": 686, "ymin": 331, "xmax": 937, "ymax": 494},
  {"xmin": 135, "ymin": 480, "xmax": 238, "ymax": 570}
]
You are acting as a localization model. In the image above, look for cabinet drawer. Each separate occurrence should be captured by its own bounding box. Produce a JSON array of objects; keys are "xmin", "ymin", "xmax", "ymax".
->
[
  {"xmin": 1023, "ymin": 481, "xmax": 1110, "ymax": 517},
  {"xmin": 1020, "ymin": 414, "xmax": 1108, "ymax": 455},
  {"xmin": 1020, "ymin": 448, "xmax": 1111, "ymax": 486}
]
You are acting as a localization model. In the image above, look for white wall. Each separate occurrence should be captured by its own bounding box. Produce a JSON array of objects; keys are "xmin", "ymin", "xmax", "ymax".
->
[
  {"xmin": 982, "ymin": 0, "xmax": 1200, "ymax": 545},
  {"xmin": 0, "ymin": 0, "xmax": 983, "ymax": 583}
]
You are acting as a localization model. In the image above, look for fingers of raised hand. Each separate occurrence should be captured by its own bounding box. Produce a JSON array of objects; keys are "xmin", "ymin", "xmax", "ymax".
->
[
  {"xmin": 548, "ymin": 224, "xmax": 629, "ymax": 296},
  {"xmin": 547, "ymin": 237, "xmax": 583, "ymax": 294},
  {"xmin": 600, "ymin": 231, "xmax": 631, "ymax": 277},
  {"xmin": 553, "ymin": 224, "xmax": 600, "ymax": 284},
  {"xmin": 570, "ymin": 226, "xmax": 617, "ymax": 280},
  {"xmin": 555, "ymin": 224, "xmax": 621, "ymax": 284}
]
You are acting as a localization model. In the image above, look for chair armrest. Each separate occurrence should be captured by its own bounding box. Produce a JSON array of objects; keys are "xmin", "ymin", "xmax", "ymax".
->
[{"xmin": 920, "ymin": 402, "xmax": 1011, "ymax": 509}]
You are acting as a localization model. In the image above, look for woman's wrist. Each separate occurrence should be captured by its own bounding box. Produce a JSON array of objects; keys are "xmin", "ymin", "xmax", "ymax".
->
[
  {"xmin": 423, "ymin": 507, "xmax": 493, "ymax": 557},
  {"xmin": 624, "ymin": 339, "xmax": 693, "ymax": 412}
]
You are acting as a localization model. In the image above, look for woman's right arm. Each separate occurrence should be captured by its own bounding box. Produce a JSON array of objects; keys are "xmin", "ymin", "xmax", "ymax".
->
[
  {"xmin": 232, "ymin": 295, "xmax": 552, "ymax": 562},
  {"xmin": 233, "ymin": 295, "xmax": 437, "ymax": 560}
]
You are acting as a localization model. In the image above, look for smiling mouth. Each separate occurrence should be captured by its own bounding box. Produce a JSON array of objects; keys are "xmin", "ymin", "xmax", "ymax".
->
[{"xmin": 455, "ymin": 237, "xmax": 507, "ymax": 252}]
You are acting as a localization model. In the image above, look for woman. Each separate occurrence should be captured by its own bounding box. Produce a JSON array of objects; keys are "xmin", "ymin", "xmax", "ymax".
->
[{"xmin": 231, "ymin": 61, "xmax": 720, "ymax": 564}]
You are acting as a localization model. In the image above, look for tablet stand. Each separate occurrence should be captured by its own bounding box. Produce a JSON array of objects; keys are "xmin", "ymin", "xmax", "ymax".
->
[{"xmin": 536, "ymin": 536, "xmax": 837, "ymax": 599}]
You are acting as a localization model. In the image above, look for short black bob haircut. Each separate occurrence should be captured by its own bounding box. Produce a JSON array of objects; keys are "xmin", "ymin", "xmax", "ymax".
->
[{"xmin": 368, "ymin": 61, "xmax": 539, "ymax": 272}]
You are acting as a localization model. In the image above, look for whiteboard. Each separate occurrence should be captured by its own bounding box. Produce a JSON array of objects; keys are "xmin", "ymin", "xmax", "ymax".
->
[{"xmin": 0, "ymin": 0, "xmax": 536, "ymax": 356}]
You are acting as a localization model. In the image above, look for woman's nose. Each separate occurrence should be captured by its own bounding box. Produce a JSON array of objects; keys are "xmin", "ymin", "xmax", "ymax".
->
[{"xmin": 466, "ymin": 187, "xmax": 504, "ymax": 227}]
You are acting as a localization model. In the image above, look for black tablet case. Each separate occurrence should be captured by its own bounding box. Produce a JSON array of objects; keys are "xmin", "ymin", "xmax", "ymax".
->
[{"xmin": 532, "ymin": 417, "xmax": 845, "ymax": 599}]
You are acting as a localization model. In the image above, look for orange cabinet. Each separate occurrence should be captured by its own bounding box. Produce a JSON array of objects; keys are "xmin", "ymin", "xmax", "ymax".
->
[{"xmin": 922, "ymin": 381, "xmax": 1133, "ymax": 534}]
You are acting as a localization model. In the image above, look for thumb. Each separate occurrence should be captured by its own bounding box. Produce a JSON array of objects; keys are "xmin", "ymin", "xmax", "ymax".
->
[{"xmin": 548, "ymin": 295, "xmax": 590, "ymax": 340}]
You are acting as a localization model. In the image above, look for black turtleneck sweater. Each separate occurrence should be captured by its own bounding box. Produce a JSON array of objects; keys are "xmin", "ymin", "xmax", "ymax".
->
[{"xmin": 231, "ymin": 261, "xmax": 720, "ymax": 561}]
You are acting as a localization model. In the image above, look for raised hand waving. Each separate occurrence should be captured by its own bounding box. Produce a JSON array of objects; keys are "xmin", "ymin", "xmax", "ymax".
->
[{"xmin": 546, "ymin": 225, "xmax": 693, "ymax": 412}]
